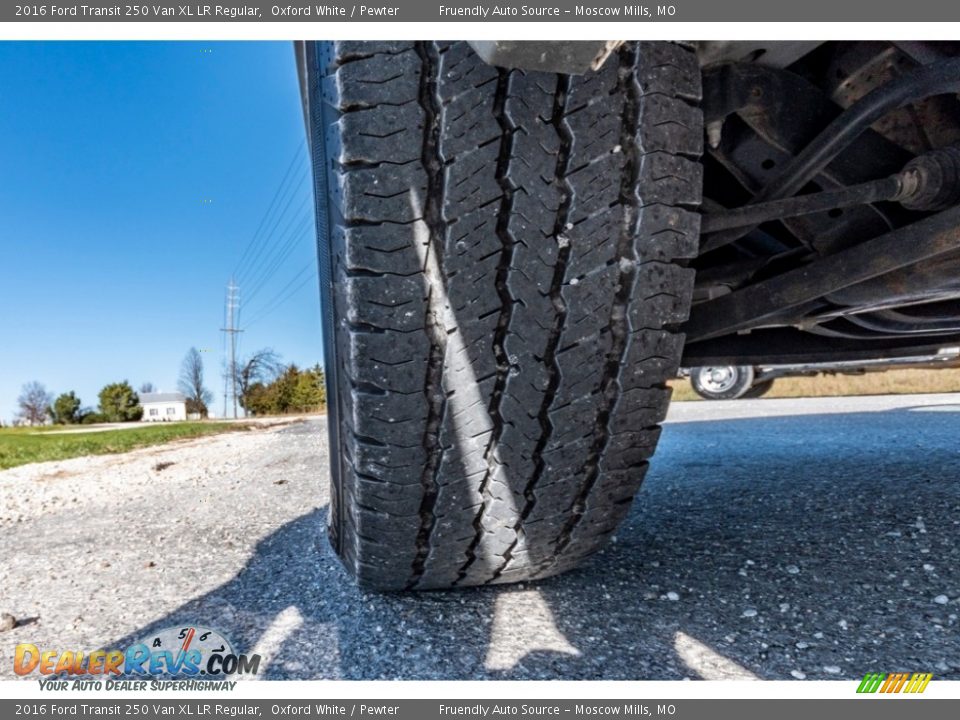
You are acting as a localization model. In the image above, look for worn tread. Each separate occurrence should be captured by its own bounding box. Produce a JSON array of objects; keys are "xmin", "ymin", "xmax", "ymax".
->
[{"xmin": 311, "ymin": 41, "xmax": 702, "ymax": 589}]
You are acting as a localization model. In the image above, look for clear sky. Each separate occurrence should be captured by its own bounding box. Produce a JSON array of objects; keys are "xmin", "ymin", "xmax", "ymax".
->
[{"xmin": 0, "ymin": 41, "xmax": 322, "ymax": 421}]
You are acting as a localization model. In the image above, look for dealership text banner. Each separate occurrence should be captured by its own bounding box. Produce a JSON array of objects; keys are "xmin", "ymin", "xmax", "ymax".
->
[{"xmin": 7, "ymin": 1, "xmax": 960, "ymax": 22}]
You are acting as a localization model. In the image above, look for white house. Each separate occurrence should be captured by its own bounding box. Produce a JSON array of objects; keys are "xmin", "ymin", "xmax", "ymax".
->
[{"xmin": 140, "ymin": 392, "xmax": 188, "ymax": 422}]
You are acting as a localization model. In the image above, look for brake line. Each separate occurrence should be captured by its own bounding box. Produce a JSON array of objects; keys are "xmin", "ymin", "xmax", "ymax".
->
[{"xmin": 702, "ymin": 57, "xmax": 960, "ymax": 253}]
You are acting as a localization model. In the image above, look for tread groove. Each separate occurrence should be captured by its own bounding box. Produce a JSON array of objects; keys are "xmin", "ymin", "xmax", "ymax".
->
[
  {"xmin": 407, "ymin": 41, "xmax": 449, "ymax": 590},
  {"xmin": 495, "ymin": 73, "xmax": 575, "ymax": 580},
  {"xmin": 455, "ymin": 68, "xmax": 519, "ymax": 585},
  {"xmin": 540, "ymin": 44, "xmax": 642, "ymax": 574}
]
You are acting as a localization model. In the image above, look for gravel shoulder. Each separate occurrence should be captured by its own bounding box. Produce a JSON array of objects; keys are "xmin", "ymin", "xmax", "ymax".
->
[{"xmin": 0, "ymin": 396, "xmax": 957, "ymax": 680}]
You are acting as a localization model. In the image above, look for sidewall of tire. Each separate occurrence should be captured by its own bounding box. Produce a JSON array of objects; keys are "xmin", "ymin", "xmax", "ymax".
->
[{"xmin": 306, "ymin": 42, "xmax": 346, "ymax": 558}]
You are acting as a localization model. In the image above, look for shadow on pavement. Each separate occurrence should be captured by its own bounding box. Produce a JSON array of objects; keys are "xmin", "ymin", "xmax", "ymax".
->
[{"xmin": 114, "ymin": 404, "xmax": 960, "ymax": 680}]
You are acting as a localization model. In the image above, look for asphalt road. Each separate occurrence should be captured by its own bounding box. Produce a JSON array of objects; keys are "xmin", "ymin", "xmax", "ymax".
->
[{"xmin": 1, "ymin": 394, "xmax": 958, "ymax": 680}]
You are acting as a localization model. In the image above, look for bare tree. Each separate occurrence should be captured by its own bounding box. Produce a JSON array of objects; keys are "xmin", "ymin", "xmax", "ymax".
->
[
  {"xmin": 178, "ymin": 347, "xmax": 212, "ymax": 417},
  {"xmin": 17, "ymin": 381, "xmax": 53, "ymax": 426},
  {"xmin": 234, "ymin": 349, "xmax": 282, "ymax": 409}
]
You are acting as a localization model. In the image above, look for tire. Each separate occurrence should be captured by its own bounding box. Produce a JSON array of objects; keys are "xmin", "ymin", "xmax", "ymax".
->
[
  {"xmin": 306, "ymin": 41, "xmax": 703, "ymax": 589},
  {"xmin": 689, "ymin": 365, "xmax": 756, "ymax": 400},
  {"xmin": 741, "ymin": 379, "xmax": 775, "ymax": 399}
]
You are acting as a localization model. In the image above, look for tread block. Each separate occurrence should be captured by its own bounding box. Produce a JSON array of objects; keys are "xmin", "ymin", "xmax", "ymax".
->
[
  {"xmin": 636, "ymin": 92, "xmax": 704, "ymax": 157},
  {"xmin": 339, "ymin": 165, "xmax": 428, "ymax": 224},
  {"xmin": 344, "ymin": 276, "xmax": 426, "ymax": 332},
  {"xmin": 635, "ymin": 204, "xmax": 702, "ymax": 261},
  {"xmin": 336, "ymin": 105, "xmax": 424, "ymax": 165},
  {"xmin": 316, "ymin": 41, "xmax": 703, "ymax": 589},
  {"xmin": 338, "ymin": 223, "xmax": 424, "ymax": 277},
  {"xmin": 636, "ymin": 151, "xmax": 704, "ymax": 207},
  {"xmin": 345, "ymin": 331, "xmax": 429, "ymax": 394},
  {"xmin": 635, "ymin": 41, "xmax": 702, "ymax": 101},
  {"xmin": 323, "ymin": 48, "xmax": 421, "ymax": 110}
]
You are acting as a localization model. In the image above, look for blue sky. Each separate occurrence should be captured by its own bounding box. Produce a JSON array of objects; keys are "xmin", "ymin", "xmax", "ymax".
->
[{"xmin": 0, "ymin": 41, "xmax": 322, "ymax": 421}]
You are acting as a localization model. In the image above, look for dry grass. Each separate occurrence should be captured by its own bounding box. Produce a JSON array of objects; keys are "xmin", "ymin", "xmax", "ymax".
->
[{"xmin": 670, "ymin": 367, "xmax": 960, "ymax": 402}]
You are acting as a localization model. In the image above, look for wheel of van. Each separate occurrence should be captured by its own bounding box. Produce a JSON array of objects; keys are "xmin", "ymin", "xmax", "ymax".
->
[
  {"xmin": 305, "ymin": 41, "xmax": 703, "ymax": 589},
  {"xmin": 741, "ymin": 379, "xmax": 775, "ymax": 399},
  {"xmin": 690, "ymin": 365, "xmax": 757, "ymax": 400}
]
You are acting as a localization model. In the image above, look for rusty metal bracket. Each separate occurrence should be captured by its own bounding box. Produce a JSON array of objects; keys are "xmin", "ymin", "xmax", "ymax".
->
[
  {"xmin": 685, "ymin": 205, "xmax": 960, "ymax": 342},
  {"xmin": 703, "ymin": 56, "xmax": 960, "ymax": 254}
]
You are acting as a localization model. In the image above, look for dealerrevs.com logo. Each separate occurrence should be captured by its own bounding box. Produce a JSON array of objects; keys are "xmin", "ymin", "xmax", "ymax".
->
[{"xmin": 14, "ymin": 626, "xmax": 261, "ymax": 687}]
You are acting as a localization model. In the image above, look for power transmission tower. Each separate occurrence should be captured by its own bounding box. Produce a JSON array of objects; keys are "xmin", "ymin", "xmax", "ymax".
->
[{"xmin": 221, "ymin": 280, "xmax": 243, "ymax": 419}]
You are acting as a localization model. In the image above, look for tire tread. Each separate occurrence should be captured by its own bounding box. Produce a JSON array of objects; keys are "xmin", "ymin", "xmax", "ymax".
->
[{"xmin": 314, "ymin": 41, "xmax": 702, "ymax": 589}]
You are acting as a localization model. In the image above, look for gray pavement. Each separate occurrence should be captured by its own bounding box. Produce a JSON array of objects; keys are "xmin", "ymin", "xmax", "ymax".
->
[{"xmin": 0, "ymin": 394, "xmax": 958, "ymax": 680}]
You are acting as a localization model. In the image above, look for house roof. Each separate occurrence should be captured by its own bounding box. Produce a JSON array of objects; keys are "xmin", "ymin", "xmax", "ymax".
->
[{"xmin": 140, "ymin": 392, "xmax": 187, "ymax": 404}]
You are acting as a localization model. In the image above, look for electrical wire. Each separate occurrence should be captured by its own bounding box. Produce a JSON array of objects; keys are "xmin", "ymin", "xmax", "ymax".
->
[
  {"xmin": 235, "ymin": 165, "xmax": 310, "ymax": 288},
  {"xmin": 232, "ymin": 140, "xmax": 307, "ymax": 283},
  {"xmin": 241, "ymin": 203, "xmax": 314, "ymax": 306},
  {"xmin": 242, "ymin": 263, "xmax": 318, "ymax": 329}
]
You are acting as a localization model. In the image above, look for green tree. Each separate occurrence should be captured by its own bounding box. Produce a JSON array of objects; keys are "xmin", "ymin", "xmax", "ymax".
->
[
  {"xmin": 98, "ymin": 381, "xmax": 142, "ymax": 422},
  {"xmin": 49, "ymin": 391, "xmax": 83, "ymax": 425},
  {"xmin": 243, "ymin": 382, "xmax": 273, "ymax": 416},
  {"xmin": 238, "ymin": 363, "xmax": 326, "ymax": 416},
  {"xmin": 311, "ymin": 365, "xmax": 327, "ymax": 407},
  {"xmin": 291, "ymin": 366, "xmax": 326, "ymax": 412},
  {"xmin": 271, "ymin": 364, "xmax": 300, "ymax": 414}
]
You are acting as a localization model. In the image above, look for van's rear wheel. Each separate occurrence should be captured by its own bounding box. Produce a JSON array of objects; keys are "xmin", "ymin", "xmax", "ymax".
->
[
  {"xmin": 742, "ymin": 379, "xmax": 775, "ymax": 399},
  {"xmin": 690, "ymin": 365, "xmax": 757, "ymax": 400},
  {"xmin": 307, "ymin": 40, "xmax": 703, "ymax": 589}
]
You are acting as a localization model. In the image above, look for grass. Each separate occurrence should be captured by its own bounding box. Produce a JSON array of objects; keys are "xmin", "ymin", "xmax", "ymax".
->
[
  {"xmin": 3, "ymin": 370, "xmax": 955, "ymax": 468},
  {"xmin": 671, "ymin": 367, "xmax": 960, "ymax": 402},
  {"xmin": 0, "ymin": 422, "xmax": 250, "ymax": 471}
]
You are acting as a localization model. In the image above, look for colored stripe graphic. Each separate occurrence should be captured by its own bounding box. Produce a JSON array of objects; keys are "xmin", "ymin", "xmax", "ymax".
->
[
  {"xmin": 910, "ymin": 673, "xmax": 933, "ymax": 693},
  {"xmin": 857, "ymin": 672, "xmax": 932, "ymax": 694},
  {"xmin": 880, "ymin": 673, "xmax": 898, "ymax": 693},
  {"xmin": 891, "ymin": 673, "xmax": 909, "ymax": 693}
]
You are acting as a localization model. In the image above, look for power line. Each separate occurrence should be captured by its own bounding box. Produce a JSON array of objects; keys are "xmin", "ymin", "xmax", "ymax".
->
[
  {"xmin": 236, "ymin": 175, "xmax": 311, "ymax": 292},
  {"xmin": 241, "ymin": 199, "xmax": 312, "ymax": 295},
  {"xmin": 236, "ymin": 170, "xmax": 310, "ymax": 288},
  {"xmin": 224, "ymin": 140, "xmax": 316, "ymax": 392},
  {"xmin": 244, "ymin": 262, "xmax": 314, "ymax": 326},
  {"xmin": 243, "ymin": 273, "xmax": 316, "ymax": 330},
  {"xmin": 243, "ymin": 264, "xmax": 318, "ymax": 330},
  {"xmin": 232, "ymin": 138, "xmax": 306, "ymax": 280},
  {"xmin": 241, "ymin": 208, "xmax": 314, "ymax": 308},
  {"xmin": 233, "ymin": 140, "xmax": 308, "ymax": 284}
]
